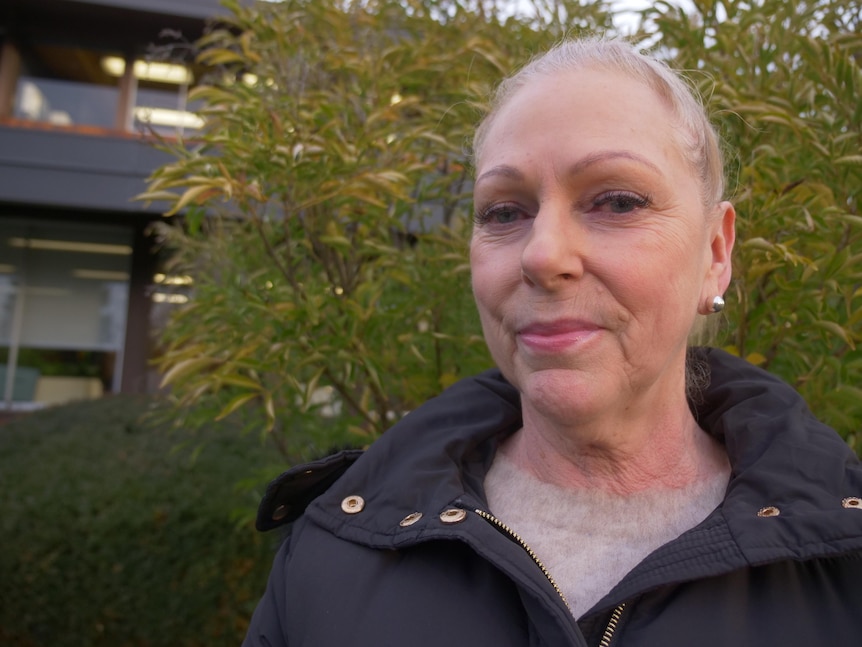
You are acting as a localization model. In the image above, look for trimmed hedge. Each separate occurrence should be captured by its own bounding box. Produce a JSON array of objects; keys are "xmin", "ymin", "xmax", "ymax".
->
[{"xmin": 0, "ymin": 395, "xmax": 285, "ymax": 647}]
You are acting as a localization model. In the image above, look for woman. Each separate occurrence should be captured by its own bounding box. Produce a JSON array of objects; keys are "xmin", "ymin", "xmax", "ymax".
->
[{"xmin": 243, "ymin": 38, "xmax": 862, "ymax": 646}]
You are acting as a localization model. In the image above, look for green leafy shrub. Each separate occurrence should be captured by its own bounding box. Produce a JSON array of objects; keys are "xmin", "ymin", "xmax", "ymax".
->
[
  {"xmin": 143, "ymin": 0, "xmax": 860, "ymax": 459},
  {"xmin": 140, "ymin": 0, "xmax": 613, "ymax": 459},
  {"xmin": 640, "ymin": 0, "xmax": 862, "ymax": 444},
  {"xmin": 0, "ymin": 396, "xmax": 282, "ymax": 647}
]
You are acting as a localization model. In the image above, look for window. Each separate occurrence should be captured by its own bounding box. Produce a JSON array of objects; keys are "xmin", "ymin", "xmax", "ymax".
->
[
  {"xmin": 14, "ymin": 45, "xmax": 120, "ymax": 129},
  {"xmin": 0, "ymin": 220, "xmax": 133, "ymax": 408},
  {"xmin": 11, "ymin": 44, "xmax": 202, "ymax": 136}
]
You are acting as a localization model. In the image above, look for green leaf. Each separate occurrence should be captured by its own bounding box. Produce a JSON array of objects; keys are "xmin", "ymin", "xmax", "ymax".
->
[
  {"xmin": 215, "ymin": 392, "xmax": 260, "ymax": 421},
  {"xmin": 813, "ymin": 320, "xmax": 855, "ymax": 349},
  {"xmin": 166, "ymin": 185, "xmax": 218, "ymax": 216},
  {"xmin": 160, "ymin": 357, "xmax": 220, "ymax": 388}
]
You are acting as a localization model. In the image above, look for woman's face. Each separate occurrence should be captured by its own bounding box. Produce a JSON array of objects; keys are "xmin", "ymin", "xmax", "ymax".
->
[{"xmin": 470, "ymin": 67, "xmax": 734, "ymax": 424}]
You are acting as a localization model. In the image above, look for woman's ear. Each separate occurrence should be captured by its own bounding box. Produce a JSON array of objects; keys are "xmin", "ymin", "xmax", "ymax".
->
[{"xmin": 700, "ymin": 201, "xmax": 736, "ymax": 313}]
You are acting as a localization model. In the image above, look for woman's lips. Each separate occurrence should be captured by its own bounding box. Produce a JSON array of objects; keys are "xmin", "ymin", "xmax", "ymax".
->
[{"xmin": 517, "ymin": 320, "xmax": 601, "ymax": 353}]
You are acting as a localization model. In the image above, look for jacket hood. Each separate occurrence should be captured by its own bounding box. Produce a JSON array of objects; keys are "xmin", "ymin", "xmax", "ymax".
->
[{"xmin": 257, "ymin": 348, "xmax": 862, "ymax": 598}]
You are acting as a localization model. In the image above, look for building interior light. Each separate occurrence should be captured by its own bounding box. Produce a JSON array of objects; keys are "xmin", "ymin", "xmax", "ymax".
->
[
  {"xmin": 9, "ymin": 238, "xmax": 133, "ymax": 255},
  {"xmin": 152, "ymin": 292, "xmax": 189, "ymax": 304},
  {"xmin": 154, "ymin": 273, "xmax": 194, "ymax": 286},
  {"xmin": 72, "ymin": 269, "xmax": 131, "ymax": 281},
  {"xmin": 134, "ymin": 107, "xmax": 204, "ymax": 129},
  {"xmin": 101, "ymin": 56, "xmax": 193, "ymax": 85}
]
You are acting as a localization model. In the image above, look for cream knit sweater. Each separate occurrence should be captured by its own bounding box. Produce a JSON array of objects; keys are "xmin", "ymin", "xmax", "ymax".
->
[{"xmin": 485, "ymin": 451, "xmax": 730, "ymax": 619}]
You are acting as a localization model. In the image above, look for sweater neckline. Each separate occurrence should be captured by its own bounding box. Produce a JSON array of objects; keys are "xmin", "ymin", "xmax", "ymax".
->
[{"xmin": 485, "ymin": 449, "xmax": 730, "ymax": 618}]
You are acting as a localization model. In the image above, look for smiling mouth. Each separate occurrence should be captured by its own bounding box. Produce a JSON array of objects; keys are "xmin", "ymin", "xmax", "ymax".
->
[{"xmin": 517, "ymin": 321, "xmax": 601, "ymax": 353}]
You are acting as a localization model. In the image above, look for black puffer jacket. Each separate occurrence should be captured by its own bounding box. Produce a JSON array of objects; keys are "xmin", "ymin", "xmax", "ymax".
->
[{"xmin": 243, "ymin": 348, "xmax": 862, "ymax": 646}]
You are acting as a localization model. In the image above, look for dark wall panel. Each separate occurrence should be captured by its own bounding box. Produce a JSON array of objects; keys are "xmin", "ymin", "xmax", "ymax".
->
[{"xmin": 0, "ymin": 125, "xmax": 175, "ymax": 214}]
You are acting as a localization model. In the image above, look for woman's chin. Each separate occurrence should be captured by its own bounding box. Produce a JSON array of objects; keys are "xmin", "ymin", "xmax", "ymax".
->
[{"xmin": 517, "ymin": 368, "xmax": 610, "ymax": 423}]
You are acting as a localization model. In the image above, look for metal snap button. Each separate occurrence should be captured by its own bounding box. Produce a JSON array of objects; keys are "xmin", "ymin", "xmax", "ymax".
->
[
  {"xmin": 272, "ymin": 504, "xmax": 288, "ymax": 521},
  {"xmin": 439, "ymin": 508, "xmax": 467, "ymax": 524},
  {"xmin": 341, "ymin": 495, "xmax": 365, "ymax": 514},
  {"xmin": 842, "ymin": 497, "xmax": 862, "ymax": 509},
  {"xmin": 757, "ymin": 506, "xmax": 780, "ymax": 517},
  {"xmin": 399, "ymin": 512, "xmax": 423, "ymax": 527}
]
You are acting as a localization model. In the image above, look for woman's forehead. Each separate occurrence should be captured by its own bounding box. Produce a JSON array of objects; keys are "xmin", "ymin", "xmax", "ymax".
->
[{"xmin": 476, "ymin": 68, "xmax": 686, "ymax": 173}]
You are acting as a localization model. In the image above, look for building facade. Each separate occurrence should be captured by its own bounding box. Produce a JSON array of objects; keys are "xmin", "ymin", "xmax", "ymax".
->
[{"xmin": 0, "ymin": 0, "xmax": 224, "ymax": 408}]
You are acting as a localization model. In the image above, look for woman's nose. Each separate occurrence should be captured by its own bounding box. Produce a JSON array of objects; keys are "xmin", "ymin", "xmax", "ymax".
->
[{"xmin": 520, "ymin": 205, "xmax": 585, "ymax": 290}]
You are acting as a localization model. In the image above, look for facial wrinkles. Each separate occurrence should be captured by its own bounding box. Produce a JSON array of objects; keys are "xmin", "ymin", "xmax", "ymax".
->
[
  {"xmin": 477, "ymin": 63, "xmax": 718, "ymax": 198},
  {"xmin": 471, "ymin": 69, "xmax": 714, "ymax": 412}
]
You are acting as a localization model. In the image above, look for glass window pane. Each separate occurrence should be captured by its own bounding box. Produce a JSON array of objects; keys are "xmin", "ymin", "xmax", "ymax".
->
[
  {"xmin": 1, "ymin": 221, "xmax": 132, "ymax": 351},
  {"xmin": 15, "ymin": 76, "xmax": 118, "ymax": 128},
  {"xmin": 14, "ymin": 45, "xmax": 120, "ymax": 129}
]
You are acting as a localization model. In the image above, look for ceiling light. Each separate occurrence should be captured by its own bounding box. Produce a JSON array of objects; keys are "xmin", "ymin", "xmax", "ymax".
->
[
  {"xmin": 73, "ymin": 269, "xmax": 131, "ymax": 281},
  {"xmin": 9, "ymin": 238, "xmax": 132, "ymax": 255},
  {"xmin": 24, "ymin": 287, "xmax": 71, "ymax": 297},
  {"xmin": 101, "ymin": 56, "xmax": 126, "ymax": 77},
  {"xmin": 135, "ymin": 107, "xmax": 204, "ymax": 129},
  {"xmin": 154, "ymin": 273, "xmax": 193, "ymax": 286},
  {"xmin": 101, "ymin": 56, "xmax": 193, "ymax": 85},
  {"xmin": 152, "ymin": 292, "xmax": 190, "ymax": 304}
]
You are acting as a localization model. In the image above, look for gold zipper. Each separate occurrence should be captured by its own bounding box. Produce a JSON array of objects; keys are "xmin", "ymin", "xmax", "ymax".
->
[
  {"xmin": 474, "ymin": 508, "xmax": 626, "ymax": 647},
  {"xmin": 475, "ymin": 509, "xmax": 572, "ymax": 613},
  {"xmin": 474, "ymin": 508, "xmax": 572, "ymax": 611},
  {"xmin": 597, "ymin": 603, "xmax": 626, "ymax": 647}
]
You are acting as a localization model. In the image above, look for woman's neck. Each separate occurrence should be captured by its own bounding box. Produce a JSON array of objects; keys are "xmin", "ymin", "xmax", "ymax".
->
[{"xmin": 503, "ymin": 402, "xmax": 729, "ymax": 496}]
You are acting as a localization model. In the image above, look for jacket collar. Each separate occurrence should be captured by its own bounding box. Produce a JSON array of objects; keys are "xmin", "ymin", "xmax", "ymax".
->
[
  {"xmin": 596, "ymin": 347, "xmax": 862, "ymax": 609},
  {"xmin": 258, "ymin": 348, "xmax": 862, "ymax": 568},
  {"xmin": 699, "ymin": 347, "xmax": 862, "ymax": 564},
  {"xmin": 255, "ymin": 367, "xmax": 521, "ymax": 532}
]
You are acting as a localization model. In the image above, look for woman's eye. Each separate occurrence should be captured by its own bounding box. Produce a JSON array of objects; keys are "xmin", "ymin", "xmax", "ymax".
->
[
  {"xmin": 593, "ymin": 191, "xmax": 650, "ymax": 214},
  {"xmin": 474, "ymin": 203, "xmax": 525, "ymax": 226}
]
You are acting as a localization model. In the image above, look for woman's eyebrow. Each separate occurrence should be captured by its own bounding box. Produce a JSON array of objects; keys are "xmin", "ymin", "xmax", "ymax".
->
[
  {"xmin": 475, "ymin": 164, "xmax": 524, "ymax": 187},
  {"xmin": 476, "ymin": 150, "xmax": 662, "ymax": 188},
  {"xmin": 566, "ymin": 150, "xmax": 662, "ymax": 176}
]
